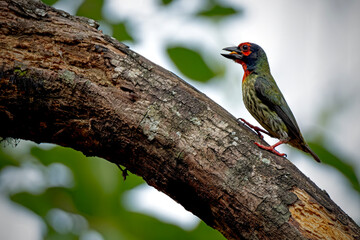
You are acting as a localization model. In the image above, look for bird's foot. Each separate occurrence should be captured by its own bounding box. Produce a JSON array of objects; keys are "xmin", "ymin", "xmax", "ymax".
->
[
  {"xmin": 238, "ymin": 118, "xmax": 269, "ymax": 140},
  {"xmin": 254, "ymin": 141, "xmax": 287, "ymax": 157}
]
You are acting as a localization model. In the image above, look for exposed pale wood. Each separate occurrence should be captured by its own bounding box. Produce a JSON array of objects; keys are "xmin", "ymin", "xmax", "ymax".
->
[
  {"xmin": 0, "ymin": 0, "xmax": 359, "ymax": 239},
  {"xmin": 289, "ymin": 187, "xmax": 354, "ymax": 240}
]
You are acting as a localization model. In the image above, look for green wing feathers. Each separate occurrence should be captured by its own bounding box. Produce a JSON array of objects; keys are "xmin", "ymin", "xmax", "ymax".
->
[{"xmin": 254, "ymin": 77, "xmax": 302, "ymax": 140}]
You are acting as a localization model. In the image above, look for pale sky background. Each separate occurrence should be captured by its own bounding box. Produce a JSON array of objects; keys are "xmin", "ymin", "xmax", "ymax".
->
[{"xmin": 1, "ymin": 0, "xmax": 359, "ymax": 239}]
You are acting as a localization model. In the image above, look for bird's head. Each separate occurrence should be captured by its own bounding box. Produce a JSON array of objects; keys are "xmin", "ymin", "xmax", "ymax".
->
[{"xmin": 221, "ymin": 42, "xmax": 268, "ymax": 72}]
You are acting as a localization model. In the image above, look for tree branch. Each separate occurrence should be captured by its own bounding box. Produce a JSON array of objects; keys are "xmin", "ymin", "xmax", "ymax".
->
[{"xmin": 0, "ymin": 0, "xmax": 359, "ymax": 239}]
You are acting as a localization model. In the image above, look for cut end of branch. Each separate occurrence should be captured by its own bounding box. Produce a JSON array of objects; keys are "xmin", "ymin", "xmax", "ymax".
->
[{"xmin": 289, "ymin": 187, "xmax": 353, "ymax": 240}]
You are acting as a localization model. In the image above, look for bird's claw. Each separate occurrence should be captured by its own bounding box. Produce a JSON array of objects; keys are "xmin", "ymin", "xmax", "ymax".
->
[
  {"xmin": 254, "ymin": 142, "xmax": 287, "ymax": 157},
  {"xmin": 254, "ymin": 129, "xmax": 264, "ymax": 140},
  {"xmin": 238, "ymin": 118, "xmax": 267, "ymax": 139}
]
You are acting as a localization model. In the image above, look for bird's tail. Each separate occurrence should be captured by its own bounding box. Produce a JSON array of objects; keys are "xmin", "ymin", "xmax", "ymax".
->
[{"xmin": 303, "ymin": 145, "xmax": 321, "ymax": 163}]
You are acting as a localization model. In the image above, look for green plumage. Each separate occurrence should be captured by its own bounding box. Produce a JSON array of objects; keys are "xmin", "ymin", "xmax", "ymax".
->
[{"xmin": 222, "ymin": 42, "xmax": 320, "ymax": 162}]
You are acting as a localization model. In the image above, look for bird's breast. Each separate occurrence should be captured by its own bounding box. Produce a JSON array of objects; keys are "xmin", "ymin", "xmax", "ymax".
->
[{"xmin": 242, "ymin": 76, "xmax": 289, "ymax": 141}]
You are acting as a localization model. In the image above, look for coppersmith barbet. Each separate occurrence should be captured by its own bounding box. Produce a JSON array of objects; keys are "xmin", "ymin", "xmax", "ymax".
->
[{"xmin": 222, "ymin": 42, "xmax": 320, "ymax": 162}]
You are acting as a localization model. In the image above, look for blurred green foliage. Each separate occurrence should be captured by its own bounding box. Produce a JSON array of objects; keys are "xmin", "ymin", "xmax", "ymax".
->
[
  {"xmin": 159, "ymin": 0, "xmax": 174, "ymax": 6},
  {"xmin": 0, "ymin": 144, "xmax": 225, "ymax": 240},
  {"xmin": 112, "ymin": 22, "xmax": 134, "ymax": 43},
  {"xmin": 77, "ymin": 0, "xmax": 104, "ymax": 21},
  {"xmin": 41, "ymin": 0, "xmax": 58, "ymax": 6},
  {"xmin": 308, "ymin": 142, "xmax": 360, "ymax": 194},
  {"xmin": 167, "ymin": 46, "xmax": 217, "ymax": 82},
  {"xmin": 196, "ymin": 2, "xmax": 241, "ymax": 20}
]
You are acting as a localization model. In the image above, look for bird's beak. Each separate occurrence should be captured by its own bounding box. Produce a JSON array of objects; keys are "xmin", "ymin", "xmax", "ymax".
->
[{"xmin": 221, "ymin": 46, "xmax": 243, "ymax": 60}]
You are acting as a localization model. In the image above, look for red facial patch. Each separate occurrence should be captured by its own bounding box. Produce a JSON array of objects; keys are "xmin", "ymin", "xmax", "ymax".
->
[
  {"xmin": 238, "ymin": 42, "xmax": 252, "ymax": 56},
  {"xmin": 237, "ymin": 42, "xmax": 252, "ymax": 81}
]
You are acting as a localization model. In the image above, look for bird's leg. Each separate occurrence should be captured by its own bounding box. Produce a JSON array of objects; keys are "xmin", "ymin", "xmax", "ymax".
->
[
  {"xmin": 238, "ymin": 118, "xmax": 270, "ymax": 139},
  {"xmin": 254, "ymin": 140, "xmax": 287, "ymax": 157}
]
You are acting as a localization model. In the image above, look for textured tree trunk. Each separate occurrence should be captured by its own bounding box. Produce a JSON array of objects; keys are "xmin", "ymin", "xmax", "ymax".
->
[{"xmin": 0, "ymin": 0, "xmax": 359, "ymax": 239}]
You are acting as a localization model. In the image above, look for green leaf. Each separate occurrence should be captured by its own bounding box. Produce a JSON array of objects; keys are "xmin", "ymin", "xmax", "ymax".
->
[
  {"xmin": 0, "ymin": 146, "xmax": 20, "ymax": 168},
  {"xmin": 167, "ymin": 46, "xmax": 216, "ymax": 82},
  {"xmin": 196, "ymin": 3, "xmax": 241, "ymax": 19},
  {"xmin": 159, "ymin": 0, "xmax": 174, "ymax": 6},
  {"xmin": 112, "ymin": 22, "xmax": 134, "ymax": 43},
  {"xmin": 308, "ymin": 142, "xmax": 360, "ymax": 193},
  {"xmin": 76, "ymin": 0, "xmax": 104, "ymax": 20},
  {"xmin": 41, "ymin": 0, "xmax": 58, "ymax": 6},
  {"xmin": 11, "ymin": 189, "xmax": 67, "ymax": 218}
]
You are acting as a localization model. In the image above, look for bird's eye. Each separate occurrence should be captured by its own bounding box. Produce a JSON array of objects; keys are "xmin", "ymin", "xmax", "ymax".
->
[{"xmin": 241, "ymin": 45, "xmax": 249, "ymax": 51}]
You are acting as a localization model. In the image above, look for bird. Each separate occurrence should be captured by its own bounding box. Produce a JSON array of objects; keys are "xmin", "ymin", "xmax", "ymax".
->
[{"xmin": 221, "ymin": 42, "xmax": 320, "ymax": 162}]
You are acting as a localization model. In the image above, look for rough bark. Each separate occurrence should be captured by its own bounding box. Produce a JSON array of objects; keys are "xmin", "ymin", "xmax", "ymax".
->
[{"xmin": 0, "ymin": 0, "xmax": 359, "ymax": 239}]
